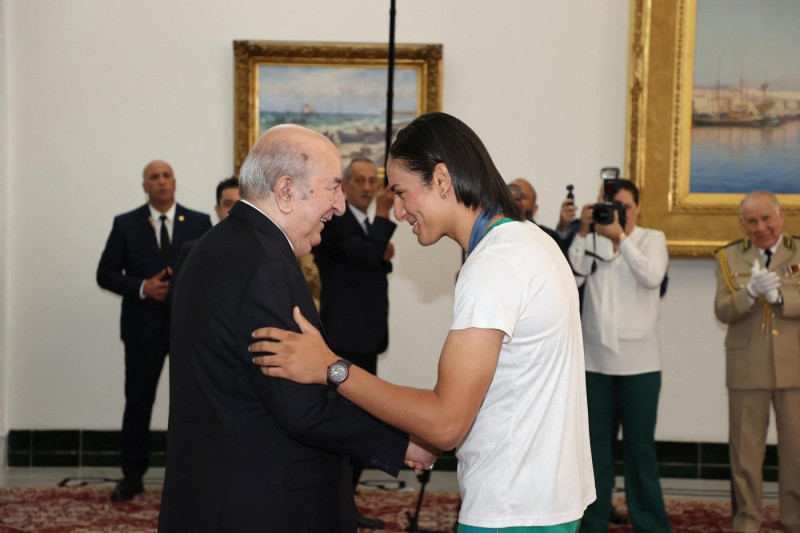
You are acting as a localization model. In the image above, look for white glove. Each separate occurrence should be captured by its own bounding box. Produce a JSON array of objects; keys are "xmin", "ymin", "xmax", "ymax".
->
[
  {"xmin": 765, "ymin": 285, "xmax": 781, "ymax": 304},
  {"xmin": 747, "ymin": 261, "xmax": 781, "ymax": 300}
]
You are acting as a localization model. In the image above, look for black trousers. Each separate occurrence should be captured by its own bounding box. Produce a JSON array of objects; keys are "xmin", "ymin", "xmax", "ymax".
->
[{"xmin": 121, "ymin": 326, "xmax": 169, "ymax": 480}]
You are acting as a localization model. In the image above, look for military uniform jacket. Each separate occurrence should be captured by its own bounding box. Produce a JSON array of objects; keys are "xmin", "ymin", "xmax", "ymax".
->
[{"xmin": 714, "ymin": 234, "xmax": 800, "ymax": 389}]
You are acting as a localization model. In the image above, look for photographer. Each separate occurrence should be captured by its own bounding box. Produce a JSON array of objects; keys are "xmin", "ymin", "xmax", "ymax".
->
[{"xmin": 568, "ymin": 179, "xmax": 671, "ymax": 533}]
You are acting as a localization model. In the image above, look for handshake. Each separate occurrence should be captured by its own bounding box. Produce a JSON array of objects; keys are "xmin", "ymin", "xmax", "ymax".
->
[{"xmin": 747, "ymin": 261, "xmax": 781, "ymax": 304}]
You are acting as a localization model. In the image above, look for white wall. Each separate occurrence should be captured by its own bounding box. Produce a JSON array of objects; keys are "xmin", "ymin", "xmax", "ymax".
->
[
  {"xmin": 1, "ymin": 0, "xmax": 10, "ymax": 441},
  {"xmin": 2, "ymin": 0, "xmax": 757, "ymax": 444}
]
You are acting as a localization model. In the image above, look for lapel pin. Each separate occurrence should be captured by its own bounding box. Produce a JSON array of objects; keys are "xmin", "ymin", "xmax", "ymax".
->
[{"xmin": 178, "ymin": 215, "xmax": 185, "ymax": 222}]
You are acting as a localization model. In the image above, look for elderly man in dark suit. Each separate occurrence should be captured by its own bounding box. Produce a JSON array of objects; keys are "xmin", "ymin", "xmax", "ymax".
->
[
  {"xmin": 312, "ymin": 157, "xmax": 396, "ymax": 529},
  {"xmin": 96, "ymin": 159, "xmax": 211, "ymax": 502},
  {"xmin": 159, "ymin": 125, "xmax": 434, "ymax": 533}
]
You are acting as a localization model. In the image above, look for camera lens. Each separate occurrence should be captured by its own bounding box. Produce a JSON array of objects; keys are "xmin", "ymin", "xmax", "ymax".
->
[{"xmin": 592, "ymin": 204, "xmax": 614, "ymax": 225}]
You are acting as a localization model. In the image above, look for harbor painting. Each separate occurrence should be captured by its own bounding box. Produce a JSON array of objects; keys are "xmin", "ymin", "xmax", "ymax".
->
[
  {"xmin": 690, "ymin": 0, "xmax": 800, "ymax": 194},
  {"xmin": 258, "ymin": 65, "xmax": 419, "ymax": 168},
  {"xmin": 233, "ymin": 41, "xmax": 442, "ymax": 174}
]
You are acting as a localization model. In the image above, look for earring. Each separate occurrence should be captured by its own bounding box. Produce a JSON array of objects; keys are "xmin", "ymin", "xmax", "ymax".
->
[{"xmin": 441, "ymin": 192, "xmax": 447, "ymax": 199}]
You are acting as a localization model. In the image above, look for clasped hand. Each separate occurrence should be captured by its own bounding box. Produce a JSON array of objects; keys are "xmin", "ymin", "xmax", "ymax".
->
[
  {"xmin": 142, "ymin": 267, "xmax": 172, "ymax": 301},
  {"xmin": 747, "ymin": 261, "xmax": 780, "ymax": 304}
]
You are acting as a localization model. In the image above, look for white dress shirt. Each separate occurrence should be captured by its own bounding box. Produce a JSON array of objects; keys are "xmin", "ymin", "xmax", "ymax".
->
[{"xmin": 568, "ymin": 226, "xmax": 669, "ymax": 375}]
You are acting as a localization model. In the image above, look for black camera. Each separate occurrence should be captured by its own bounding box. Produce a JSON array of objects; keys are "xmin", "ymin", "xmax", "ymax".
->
[{"xmin": 591, "ymin": 167, "xmax": 626, "ymax": 228}]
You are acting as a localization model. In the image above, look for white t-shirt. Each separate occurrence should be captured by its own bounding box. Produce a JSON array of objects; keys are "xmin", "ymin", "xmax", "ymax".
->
[{"xmin": 452, "ymin": 221, "xmax": 595, "ymax": 528}]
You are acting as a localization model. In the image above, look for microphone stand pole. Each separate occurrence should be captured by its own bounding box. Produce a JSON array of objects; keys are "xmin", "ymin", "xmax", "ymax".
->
[
  {"xmin": 405, "ymin": 469, "xmax": 450, "ymax": 533},
  {"xmin": 384, "ymin": 0, "xmax": 396, "ymax": 169},
  {"xmin": 385, "ymin": 6, "xmax": 450, "ymax": 531}
]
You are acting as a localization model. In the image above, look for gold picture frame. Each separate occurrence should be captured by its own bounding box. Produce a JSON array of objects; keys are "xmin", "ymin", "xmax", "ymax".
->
[
  {"xmin": 626, "ymin": 0, "xmax": 800, "ymax": 258},
  {"xmin": 233, "ymin": 40, "xmax": 443, "ymax": 175}
]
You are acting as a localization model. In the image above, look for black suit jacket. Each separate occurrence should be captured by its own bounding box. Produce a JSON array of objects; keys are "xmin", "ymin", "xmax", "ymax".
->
[
  {"xmin": 96, "ymin": 203, "xmax": 211, "ymax": 343},
  {"xmin": 313, "ymin": 206, "xmax": 395, "ymax": 356},
  {"xmin": 159, "ymin": 202, "xmax": 408, "ymax": 533}
]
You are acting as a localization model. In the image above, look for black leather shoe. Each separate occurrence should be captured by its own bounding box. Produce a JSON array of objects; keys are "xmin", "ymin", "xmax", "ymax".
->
[
  {"xmin": 356, "ymin": 511, "xmax": 385, "ymax": 529},
  {"xmin": 609, "ymin": 507, "xmax": 628, "ymax": 525},
  {"xmin": 110, "ymin": 478, "xmax": 144, "ymax": 502}
]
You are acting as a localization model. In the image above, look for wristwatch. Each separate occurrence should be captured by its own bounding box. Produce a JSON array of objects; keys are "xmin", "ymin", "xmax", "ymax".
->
[{"xmin": 327, "ymin": 358, "xmax": 352, "ymax": 390}]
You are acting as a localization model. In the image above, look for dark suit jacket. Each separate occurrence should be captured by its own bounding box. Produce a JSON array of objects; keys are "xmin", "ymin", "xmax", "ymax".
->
[
  {"xmin": 158, "ymin": 202, "xmax": 408, "ymax": 533},
  {"xmin": 313, "ymin": 205, "xmax": 396, "ymax": 356},
  {"xmin": 96, "ymin": 203, "xmax": 211, "ymax": 343}
]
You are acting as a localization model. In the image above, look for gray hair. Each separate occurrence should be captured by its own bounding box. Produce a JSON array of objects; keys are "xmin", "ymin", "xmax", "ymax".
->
[
  {"xmin": 239, "ymin": 136, "xmax": 312, "ymax": 201},
  {"xmin": 343, "ymin": 157, "xmax": 376, "ymax": 181},
  {"xmin": 739, "ymin": 190, "xmax": 780, "ymax": 221}
]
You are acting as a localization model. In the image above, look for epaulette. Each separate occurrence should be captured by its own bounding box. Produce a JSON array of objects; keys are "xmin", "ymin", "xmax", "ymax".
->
[
  {"xmin": 785, "ymin": 235, "xmax": 797, "ymax": 249},
  {"xmin": 714, "ymin": 238, "xmax": 744, "ymax": 255}
]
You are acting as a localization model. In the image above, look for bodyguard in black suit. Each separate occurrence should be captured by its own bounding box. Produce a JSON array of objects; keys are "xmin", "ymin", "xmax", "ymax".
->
[
  {"xmin": 96, "ymin": 160, "xmax": 211, "ymax": 502},
  {"xmin": 312, "ymin": 158, "xmax": 396, "ymax": 529},
  {"xmin": 159, "ymin": 126, "xmax": 431, "ymax": 533},
  {"xmin": 314, "ymin": 158, "xmax": 395, "ymax": 374}
]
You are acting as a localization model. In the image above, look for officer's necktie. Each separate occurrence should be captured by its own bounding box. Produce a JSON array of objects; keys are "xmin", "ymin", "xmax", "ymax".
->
[
  {"xmin": 160, "ymin": 214, "xmax": 170, "ymax": 263},
  {"xmin": 764, "ymin": 249, "xmax": 773, "ymax": 268}
]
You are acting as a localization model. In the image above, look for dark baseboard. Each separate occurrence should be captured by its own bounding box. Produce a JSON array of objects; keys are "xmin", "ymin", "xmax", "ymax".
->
[
  {"xmin": 5, "ymin": 430, "xmax": 778, "ymax": 482},
  {"xmin": 6, "ymin": 430, "xmax": 166, "ymax": 468}
]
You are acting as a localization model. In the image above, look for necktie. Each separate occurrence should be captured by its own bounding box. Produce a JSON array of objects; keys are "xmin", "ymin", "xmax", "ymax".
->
[
  {"xmin": 364, "ymin": 218, "xmax": 371, "ymax": 234},
  {"xmin": 160, "ymin": 214, "xmax": 170, "ymax": 263},
  {"xmin": 764, "ymin": 249, "xmax": 772, "ymax": 268}
]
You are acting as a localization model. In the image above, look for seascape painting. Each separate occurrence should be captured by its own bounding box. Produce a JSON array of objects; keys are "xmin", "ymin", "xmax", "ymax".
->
[
  {"xmin": 690, "ymin": 0, "xmax": 800, "ymax": 194},
  {"xmin": 258, "ymin": 65, "xmax": 420, "ymax": 168}
]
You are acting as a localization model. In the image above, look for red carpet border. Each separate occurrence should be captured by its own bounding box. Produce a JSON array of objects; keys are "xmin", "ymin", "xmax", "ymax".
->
[{"xmin": 0, "ymin": 486, "xmax": 786, "ymax": 532}]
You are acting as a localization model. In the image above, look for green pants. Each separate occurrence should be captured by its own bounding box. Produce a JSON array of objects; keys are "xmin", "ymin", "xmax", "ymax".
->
[
  {"xmin": 579, "ymin": 371, "xmax": 670, "ymax": 533},
  {"xmin": 457, "ymin": 519, "xmax": 581, "ymax": 533}
]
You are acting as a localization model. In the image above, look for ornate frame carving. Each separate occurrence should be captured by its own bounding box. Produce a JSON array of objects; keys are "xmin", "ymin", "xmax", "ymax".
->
[
  {"xmin": 233, "ymin": 40, "xmax": 443, "ymax": 174},
  {"xmin": 626, "ymin": 0, "xmax": 800, "ymax": 257}
]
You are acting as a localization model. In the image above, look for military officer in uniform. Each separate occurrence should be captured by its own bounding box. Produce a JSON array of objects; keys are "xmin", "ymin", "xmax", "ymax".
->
[{"xmin": 714, "ymin": 190, "xmax": 800, "ymax": 533}]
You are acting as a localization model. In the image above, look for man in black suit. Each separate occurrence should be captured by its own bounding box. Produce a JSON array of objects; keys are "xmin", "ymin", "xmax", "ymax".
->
[
  {"xmin": 312, "ymin": 157, "xmax": 396, "ymax": 529},
  {"xmin": 213, "ymin": 175, "xmax": 241, "ymax": 222},
  {"xmin": 159, "ymin": 125, "xmax": 434, "ymax": 532},
  {"xmin": 171, "ymin": 176, "xmax": 241, "ymax": 279},
  {"xmin": 96, "ymin": 159, "xmax": 212, "ymax": 502}
]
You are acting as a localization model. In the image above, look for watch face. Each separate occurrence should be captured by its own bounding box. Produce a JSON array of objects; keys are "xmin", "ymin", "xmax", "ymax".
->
[{"xmin": 328, "ymin": 362, "xmax": 348, "ymax": 384}]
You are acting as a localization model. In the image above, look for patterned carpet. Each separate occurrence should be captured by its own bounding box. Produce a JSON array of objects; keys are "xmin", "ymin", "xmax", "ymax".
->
[
  {"xmin": 608, "ymin": 496, "xmax": 784, "ymax": 533},
  {"xmin": 0, "ymin": 486, "xmax": 786, "ymax": 532}
]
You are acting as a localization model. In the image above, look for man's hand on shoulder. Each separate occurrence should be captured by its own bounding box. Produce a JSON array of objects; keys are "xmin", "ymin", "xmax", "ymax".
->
[{"xmin": 142, "ymin": 267, "xmax": 172, "ymax": 301}]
